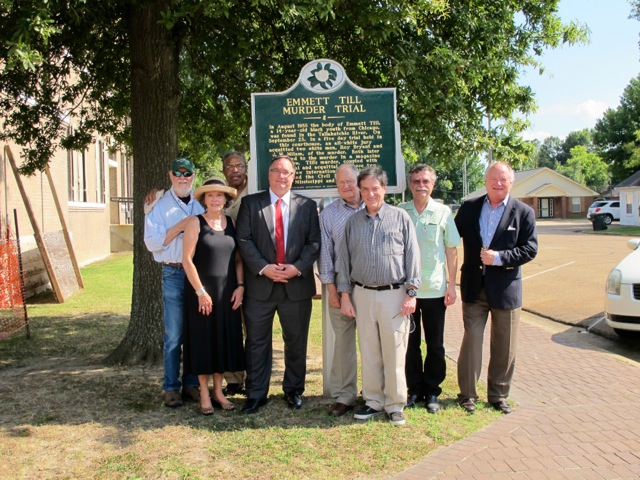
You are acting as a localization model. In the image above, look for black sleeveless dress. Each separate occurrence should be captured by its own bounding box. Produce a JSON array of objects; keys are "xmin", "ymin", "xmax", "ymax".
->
[{"xmin": 184, "ymin": 215, "xmax": 245, "ymax": 375}]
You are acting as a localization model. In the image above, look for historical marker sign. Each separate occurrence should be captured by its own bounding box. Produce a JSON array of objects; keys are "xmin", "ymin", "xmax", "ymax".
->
[{"xmin": 250, "ymin": 59, "xmax": 404, "ymax": 197}]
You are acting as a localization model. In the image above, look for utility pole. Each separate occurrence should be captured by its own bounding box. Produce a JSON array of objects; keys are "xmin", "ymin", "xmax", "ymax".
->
[
  {"xmin": 487, "ymin": 114, "xmax": 493, "ymax": 164},
  {"xmin": 463, "ymin": 157, "xmax": 468, "ymax": 198}
]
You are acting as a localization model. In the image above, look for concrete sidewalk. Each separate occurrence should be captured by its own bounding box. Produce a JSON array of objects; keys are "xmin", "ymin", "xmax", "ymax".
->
[{"xmin": 394, "ymin": 300, "xmax": 640, "ymax": 479}]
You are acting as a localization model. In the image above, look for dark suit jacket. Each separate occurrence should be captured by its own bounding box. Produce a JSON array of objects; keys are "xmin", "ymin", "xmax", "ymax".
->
[
  {"xmin": 454, "ymin": 195, "xmax": 537, "ymax": 310},
  {"xmin": 236, "ymin": 190, "xmax": 320, "ymax": 302}
]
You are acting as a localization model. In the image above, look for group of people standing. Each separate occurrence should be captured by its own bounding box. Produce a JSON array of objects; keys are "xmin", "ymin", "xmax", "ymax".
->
[{"xmin": 144, "ymin": 153, "xmax": 537, "ymax": 425}]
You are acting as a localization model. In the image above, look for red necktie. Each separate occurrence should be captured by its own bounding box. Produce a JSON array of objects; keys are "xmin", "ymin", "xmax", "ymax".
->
[{"xmin": 275, "ymin": 199, "xmax": 285, "ymax": 264}]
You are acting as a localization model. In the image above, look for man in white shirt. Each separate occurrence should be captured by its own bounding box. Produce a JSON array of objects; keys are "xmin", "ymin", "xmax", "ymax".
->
[{"xmin": 144, "ymin": 158, "xmax": 204, "ymax": 408}]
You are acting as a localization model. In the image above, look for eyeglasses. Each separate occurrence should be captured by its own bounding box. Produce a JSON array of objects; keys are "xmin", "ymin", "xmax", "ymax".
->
[
  {"xmin": 337, "ymin": 180, "xmax": 356, "ymax": 187},
  {"xmin": 269, "ymin": 169, "xmax": 294, "ymax": 178},
  {"xmin": 393, "ymin": 312, "xmax": 416, "ymax": 334},
  {"xmin": 172, "ymin": 171, "xmax": 194, "ymax": 178},
  {"xmin": 411, "ymin": 179, "xmax": 433, "ymax": 185},
  {"xmin": 224, "ymin": 163, "xmax": 246, "ymax": 172}
]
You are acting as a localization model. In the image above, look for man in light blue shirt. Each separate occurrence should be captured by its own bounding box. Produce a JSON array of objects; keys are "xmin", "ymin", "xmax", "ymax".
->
[
  {"xmin": 399, "ymin": 164, "xmax": 461, "ymax": 414},
  {"xmin": 144, "ymin": 157, "xmax": 204, "ymax": 408}
]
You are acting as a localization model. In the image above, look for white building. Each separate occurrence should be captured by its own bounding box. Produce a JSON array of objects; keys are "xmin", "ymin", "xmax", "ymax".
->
[{"xmin": 615, "ymin": 171, "xmax": 640, "ymax": 227}]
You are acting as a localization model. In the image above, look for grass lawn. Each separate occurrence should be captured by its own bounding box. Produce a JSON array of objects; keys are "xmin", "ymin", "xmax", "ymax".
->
[
  {"xmin": 0, "ymin": 253, "xmax": 499, "ymax": 479},
  {"xmin": 595, "ymin": 225, "xmax": 640, "ymax": 236}
]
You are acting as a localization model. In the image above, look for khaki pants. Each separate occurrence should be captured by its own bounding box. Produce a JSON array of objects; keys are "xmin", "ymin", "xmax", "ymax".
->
[
  {"xmin": 328, "ymin": 305, "xmax": 358, "ymax": 405},
  {"xmin": 352, "ymin": 285, "xmax": 409, "ymax": 413}
]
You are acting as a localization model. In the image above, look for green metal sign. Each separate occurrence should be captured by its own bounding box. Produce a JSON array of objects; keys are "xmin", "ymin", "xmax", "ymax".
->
[{"xmin": 250, "ymin": 59, "xmax": 404, "ymax": 196}]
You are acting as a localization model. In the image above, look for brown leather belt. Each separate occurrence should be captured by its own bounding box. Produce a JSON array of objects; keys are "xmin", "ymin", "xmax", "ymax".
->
[{"xmin": 162, "ymin": 262, "xmax": 182, "ymax": 269}]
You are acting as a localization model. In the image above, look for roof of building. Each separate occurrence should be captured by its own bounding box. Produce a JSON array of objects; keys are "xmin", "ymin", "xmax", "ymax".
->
[{"xmin": 615, "ymin": 170, "xmax": 640, "ymax": 188}]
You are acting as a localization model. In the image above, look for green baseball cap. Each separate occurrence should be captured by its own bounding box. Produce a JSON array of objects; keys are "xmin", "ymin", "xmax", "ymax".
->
[{"xmin": 170, "ymin": 157, "xmax": 195, "ymax": 173}]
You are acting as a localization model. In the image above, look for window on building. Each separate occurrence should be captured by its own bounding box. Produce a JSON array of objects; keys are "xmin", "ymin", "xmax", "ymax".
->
[
  {"xmin": 96, "ymin": 139, "xmax": 106, "ymax": 203},
  {"xmin": 67, "ymin": 126, "xmax": 88, "ymax": 203},
  {"xmin": 571, "ymin": 197, "xmax": 581, "ymax": 213},
  {"xmin": 121, "ymin": 152, "xmax": 133, "ymax": 199},
  {"xmin": 67, "ymin": 137, "xmax": 74, "ymax": 200}
]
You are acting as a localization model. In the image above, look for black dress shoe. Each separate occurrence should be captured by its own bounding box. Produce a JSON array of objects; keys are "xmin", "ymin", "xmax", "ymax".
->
[
  {"xmin": 284, "ymin": 392, "xmax": 303, "ymax": 409},
  {"xmin": 406, "ymin": 394, "xmax": 423, "ymax": 409},
  {"xmin": 459, "ymin": 397, "xmax": 476, "ymax": 414},
  {"xmin": 425, "ymin": 395, "xmax": 440, "ymax": 414},
  {"xmin": 241, "ymin": 397, "xmax": 268, "ymax": 414},
  {"xmin": 490, "ymin": 399, "xmax": 512, "ymax": 414}
]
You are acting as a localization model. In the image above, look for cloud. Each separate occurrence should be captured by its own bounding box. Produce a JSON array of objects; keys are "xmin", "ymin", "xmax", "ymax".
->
[
  {"xmin": 538, "ymin": 99, "xmax": 610, "ymax": 122},
  {"xmin": 522, "ymin": 99, "xmax": 613, "ymax": 140},
  {"xmin": 522, "ymin": 130, "xmax": 553, "ymax": 141}
]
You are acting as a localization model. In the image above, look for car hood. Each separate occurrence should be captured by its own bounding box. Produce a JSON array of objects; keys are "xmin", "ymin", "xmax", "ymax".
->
[{"xmin": 614, "ymin": 242, "xmax": 640, "ymax": 284}]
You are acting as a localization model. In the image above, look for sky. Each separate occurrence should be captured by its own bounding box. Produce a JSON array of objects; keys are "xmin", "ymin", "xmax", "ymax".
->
[{"xmin": 521, "ymin": 0, "xmax": 640, "ymax": 142}]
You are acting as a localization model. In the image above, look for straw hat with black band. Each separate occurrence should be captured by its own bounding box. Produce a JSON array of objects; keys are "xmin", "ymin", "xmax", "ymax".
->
[{"xmin": 194, "ymin": 177, "xmax": 237, "ymax": 205}]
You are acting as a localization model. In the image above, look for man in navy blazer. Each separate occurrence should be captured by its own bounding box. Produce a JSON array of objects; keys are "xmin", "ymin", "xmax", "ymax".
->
[
  {"xmin": 454, "ymin": 161, "xmax": 537, "ymax": 415},
  {"xmin": 236, "ymin": 155, "xmax": 320, "ymax": 413}
]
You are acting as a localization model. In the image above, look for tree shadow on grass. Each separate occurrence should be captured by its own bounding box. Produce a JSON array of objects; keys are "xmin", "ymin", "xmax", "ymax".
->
[
  {"xmin": 0, "ymin": 313, "xmax": 348, "ymax": 438},
  {"xmin": 0, "ymin": 310, "xmax": 501, "ymax": 480}
]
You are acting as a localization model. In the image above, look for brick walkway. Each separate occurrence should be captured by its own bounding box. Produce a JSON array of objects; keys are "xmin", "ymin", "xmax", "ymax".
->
[{"xmin": 394, "ymin": 301, "xmax": 640, "ymax": 480}]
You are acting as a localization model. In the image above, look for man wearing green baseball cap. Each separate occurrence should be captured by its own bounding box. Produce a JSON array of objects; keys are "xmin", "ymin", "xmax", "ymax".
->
[{"xmin": 170, "ymin": 157, "xmax": 195, "ymax": 173}]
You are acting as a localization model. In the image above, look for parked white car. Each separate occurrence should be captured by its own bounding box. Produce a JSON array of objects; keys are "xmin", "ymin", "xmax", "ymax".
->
[
  {"xmin": 605, "ymin": 238, "xmax": 640, "ymax": 337},
  {"xmin": 587, "ymin": 200, "xmax": 620, "ymax": 225}
]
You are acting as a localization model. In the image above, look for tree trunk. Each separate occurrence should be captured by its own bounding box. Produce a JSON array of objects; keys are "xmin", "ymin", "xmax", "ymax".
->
[{"xmin": 106, "ymin": 0, "xmax": 181, "ymax": 365}]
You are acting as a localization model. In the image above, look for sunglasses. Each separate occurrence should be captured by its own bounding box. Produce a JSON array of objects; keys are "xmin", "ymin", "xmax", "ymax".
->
[{"xmin": 172, "ymin": 171, "xmax": 194, "ymax": 178}]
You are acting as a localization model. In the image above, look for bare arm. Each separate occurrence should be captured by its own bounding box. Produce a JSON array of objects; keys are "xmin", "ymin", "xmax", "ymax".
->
[
  {"xmin": 340, "ymin": 292, "xmax": 356, "ymax": 318},
  {"xmin": 444, "ymin": 246, "xmax": 458, "ymax": 306},
  {"xmin": 164, "ymin": 217, "xmax": 191, "ymax": 246},
  {"xmin": 143, "ymin": 188, "xmax": 165, "ymax": 215},
  {"xmin": 181, "ymin": 217, "xmax": 213, "ymax": 316},
  {"xmin": 326, "ymin": 283, "xmax": 341, "ymax": 309},
  {"xmin": 230, "ymin": 251, "xmax": 244, "ymax": 310},
  {"xmin": 144, "ymin": 188, "xmax": 164, "ymax": 205}
]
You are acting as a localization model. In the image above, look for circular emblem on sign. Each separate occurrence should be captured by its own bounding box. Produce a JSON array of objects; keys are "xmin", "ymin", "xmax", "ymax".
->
[{"xmin": 300, "ymin": 59, "xmax": 346, "ymax": 93}]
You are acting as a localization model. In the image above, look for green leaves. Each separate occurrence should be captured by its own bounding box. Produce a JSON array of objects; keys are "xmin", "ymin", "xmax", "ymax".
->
[
  {"xmin": 593, "ymin": 74, "xmax": 640, "ymax": 184},
  {"xmin": 0, "ymin": 0, "xmax": 588, "ymax": 177},
  {"xmin": 557, "ymin": 145, "xmax": 610, "ymax": 192},
  {"xmin": 2, "ymin": 1, "xmax": 60, "ymax": 72}
]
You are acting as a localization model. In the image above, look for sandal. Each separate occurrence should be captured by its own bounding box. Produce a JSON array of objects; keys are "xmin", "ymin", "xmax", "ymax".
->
[
  {"xmin": 200, "ymin": 403, "xmax": 214, "ymax": 416},
  {"xmin": 212, "ymin": 397, "xmax": 236, "ymax": 411}
]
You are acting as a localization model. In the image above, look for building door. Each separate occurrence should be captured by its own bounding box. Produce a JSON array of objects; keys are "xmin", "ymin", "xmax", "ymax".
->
[{"xmin": 538, "ymin": 198, "xmax": 553, "ymax": 218}]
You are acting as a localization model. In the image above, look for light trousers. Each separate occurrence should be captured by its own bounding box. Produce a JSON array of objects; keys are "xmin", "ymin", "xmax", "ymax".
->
[
  {"xmin": 328, "ymin": 305, "xmax": 358, "ymax": 405},
  {"xmin": 352, "ymin": 285, "xmax": 409, "ymax": 413}
]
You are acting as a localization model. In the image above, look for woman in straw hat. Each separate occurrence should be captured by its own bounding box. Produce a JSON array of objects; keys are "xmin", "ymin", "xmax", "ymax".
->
[{"xmin": 182, "ymin": 177, "xmax": 245, "ymax": 414}]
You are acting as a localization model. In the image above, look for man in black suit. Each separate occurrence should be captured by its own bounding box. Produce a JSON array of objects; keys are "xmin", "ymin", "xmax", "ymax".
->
[
  {"xmin": 454, "ymin": 161, "xmax": 537, "ymax": 415},
  {"xmin": 236, "ymin": 155, "xmax": 321, "ymax": 413}
]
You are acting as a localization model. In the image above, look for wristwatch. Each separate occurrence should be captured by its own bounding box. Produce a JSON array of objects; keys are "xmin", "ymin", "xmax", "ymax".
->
[{"xmin": 406, "ymin": 287, "xmax": 417, "ymax": 298}]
